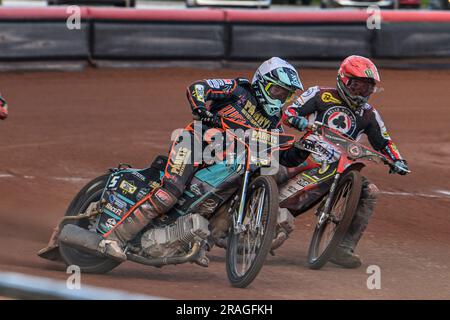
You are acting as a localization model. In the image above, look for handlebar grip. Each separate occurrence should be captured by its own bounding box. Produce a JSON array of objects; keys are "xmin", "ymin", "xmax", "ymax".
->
[{"xmin": 307, "ymin": 121, "xmax": 324, "ymax": 132}]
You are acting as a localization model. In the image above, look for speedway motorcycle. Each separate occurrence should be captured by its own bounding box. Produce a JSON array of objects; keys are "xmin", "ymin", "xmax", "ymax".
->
[
  {"xmin": 277, "ymin": 122, "xmax": 408, "ymax": 269},
  {"xmin": 38, "ymin": 117, "xmax": 295, "ymax": 288}
]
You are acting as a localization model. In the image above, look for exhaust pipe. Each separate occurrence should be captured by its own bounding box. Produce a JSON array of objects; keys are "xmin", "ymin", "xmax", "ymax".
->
[
  {"xmin": 60, "ymin": 224, "xmax": 203, "ymax": 267},
  {"xmin": 59, "ymin": 224, "xmax": 105, "ymax": 258}
]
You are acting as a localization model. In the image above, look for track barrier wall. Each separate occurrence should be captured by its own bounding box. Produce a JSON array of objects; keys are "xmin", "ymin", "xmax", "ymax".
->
[
  {"xmin": 0, "ymin": 8, "xmax": 90, "ymax": 60},
  {"xmin": 0, "ymin": 7, "xmax": 450, "ymax": 62}
]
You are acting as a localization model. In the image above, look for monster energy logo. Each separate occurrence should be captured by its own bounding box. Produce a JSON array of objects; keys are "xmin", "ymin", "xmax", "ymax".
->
[{"xmin": 365, "ymin": 69, "xmax": 374, "ymax": 78}]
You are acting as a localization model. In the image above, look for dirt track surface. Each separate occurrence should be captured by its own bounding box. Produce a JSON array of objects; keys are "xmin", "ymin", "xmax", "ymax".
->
[{"xmin": 0, "ymin": 68, "xmax": 449, "ymax": 300}]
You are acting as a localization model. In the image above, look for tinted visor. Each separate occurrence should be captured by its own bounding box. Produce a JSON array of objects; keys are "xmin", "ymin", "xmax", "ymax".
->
[
  {"xmin": 347, "ymin": 78, "xmax": 376, "ymax": 98},
  {"xmin": 266, "ymin": 83, "xmax": 294, "ymax": 103}
]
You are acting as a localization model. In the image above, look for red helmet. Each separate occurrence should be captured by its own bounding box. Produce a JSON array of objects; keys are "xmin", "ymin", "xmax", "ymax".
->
[{"xmin": 337, "ymin": 55, "xmax": 380, "ymax": 109}]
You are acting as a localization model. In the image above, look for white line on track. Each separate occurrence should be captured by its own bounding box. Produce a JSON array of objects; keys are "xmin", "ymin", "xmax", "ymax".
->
[
  {"xmin": 0, "ymin": 173, "xmax": 89, "ymax": 183},
  {"xmin": 52, "ymin": 177, "xmax": 90, "ymax": 183},
  {"xmin": 1, "ymin": 173, "xmax": 449, "ymax": 200},
  {"xmin": 436, "ymin": 190, "xmax": 450, "ymax": 196},
  {"xmin": 380, "ymin": 191, "xmax": 450, "ymax": 199}
]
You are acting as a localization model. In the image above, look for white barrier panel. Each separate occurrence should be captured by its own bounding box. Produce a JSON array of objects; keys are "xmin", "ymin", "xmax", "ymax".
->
[{"xmin": 0, "ymin": 272, "xmax": 165, "ymax": 300}]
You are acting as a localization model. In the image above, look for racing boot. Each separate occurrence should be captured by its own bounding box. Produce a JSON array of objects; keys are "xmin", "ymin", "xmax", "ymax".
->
[
  {"xmin": 329, "ymin": 179, "xmax": 378, "ymax": 269},
  {"xmin": 329, "ymin": 245, "xmax": 362, "ymax": 269},
  {"xmin": 100, "ymin": 188, "xmax": 178, "ymax": 261},
  {"xmin": 270, "ymin": 208, "xmax": 295, "ymax": 255},
  {"xmin": 209, "ymin": 204, "xmax": 231, "ymax": 249},
  {"xmin": 193, "ymin": 242, "xmax": 211, "ymax": 268}
]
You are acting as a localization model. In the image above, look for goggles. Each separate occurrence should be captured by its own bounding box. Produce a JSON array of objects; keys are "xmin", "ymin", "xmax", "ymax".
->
[
  {"xmin": 347, "ymin": 78, "xmax": 376, "ymax": 98},
  {"xmin": 265, "ymin": 82, "xmax": 295, "ymax": 104}
]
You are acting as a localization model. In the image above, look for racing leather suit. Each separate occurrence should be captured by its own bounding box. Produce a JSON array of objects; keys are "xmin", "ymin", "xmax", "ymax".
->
[
  {"xmin": 158, "ymin": 78, "xmax": 307, "ymax": 211},
  {"xmin": 282, "ymin": 86, "xmax": 406, "ymax": 251}
]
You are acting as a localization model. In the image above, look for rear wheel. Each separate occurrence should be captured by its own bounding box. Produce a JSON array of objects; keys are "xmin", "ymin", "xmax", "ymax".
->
[
  {"xmin": 59, "ymin": 175, "xmax": 121, "ymax": 274},
  {"xmin": 226, "ymin": 176, "xmax": 278, "ymax": 288},
  {"xmin": 307, "ymin": 170, "xmax": 363, "ymax": 270}
]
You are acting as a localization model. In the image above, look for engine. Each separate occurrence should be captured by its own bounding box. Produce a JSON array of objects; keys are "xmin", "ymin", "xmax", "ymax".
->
[{"xmin": 141, "ymin": 213, "xmax": 210, "ymax": 258}]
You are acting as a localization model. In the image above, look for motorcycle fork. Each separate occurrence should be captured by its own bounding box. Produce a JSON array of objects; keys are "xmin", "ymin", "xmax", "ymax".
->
[
  {"xmin": 317, "ymin": 173, "xmax": 341, "ymax": 227},
  {"xmin": 234, "ymin": 170, "xmax": 250, "ymax": 234}
]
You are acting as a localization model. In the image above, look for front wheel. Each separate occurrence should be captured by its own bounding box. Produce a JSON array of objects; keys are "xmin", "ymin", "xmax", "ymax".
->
[
  {"xmin": 58, "ymin": 175, "xmax": 121, "ymax": 274},
  {"xmin": 226, "ymin": 176, "xmax": 278, "ymax": 288},
  {"xmin": 307, "ymin": 170, "xmax": 363, "ymax": 270}
]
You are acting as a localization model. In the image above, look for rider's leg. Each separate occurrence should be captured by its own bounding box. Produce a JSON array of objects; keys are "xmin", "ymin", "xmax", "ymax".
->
[
  {"xmin": 330, "ymin": 177, "xmax": 379, "ymax": 268},
  {"xmin": 100, "ymin": 126, "xmax": 200, "ymax": 261},
  {"xmin": 270, "ymin": 208, "xmax": 295, "ymax": 254}
]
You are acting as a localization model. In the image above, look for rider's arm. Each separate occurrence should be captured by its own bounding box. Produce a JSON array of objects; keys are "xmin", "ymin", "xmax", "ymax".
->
[
  {"xmin": 273, "ymin": 119, "xmax": 310, "ymax": 167},
  {"xmin": 279, "ymin": 147, "xmax": 310, "ymax": 167},
  {"xmin": 186, "ymin": 79, "xmax": 239, "ymax": 113},
  {"xmin": 272, "ymin": 119, "xmax": 285, "ymax": 133},
  {"xmin": 365, "ymin": 108, "xmax": 404, "ymax": 162},
  {"xmin": 282, "ymin": 86, "xmax": 319, "ymax": 130},
  {"xmin": 0, "ymin": 95, "xmax": 8, "ymax": 120}
]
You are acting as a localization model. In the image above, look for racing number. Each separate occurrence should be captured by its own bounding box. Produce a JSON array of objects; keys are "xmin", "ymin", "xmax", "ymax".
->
[{"xmin": 108, "ymin": 176, "xmax": 120, "ymax": 188}]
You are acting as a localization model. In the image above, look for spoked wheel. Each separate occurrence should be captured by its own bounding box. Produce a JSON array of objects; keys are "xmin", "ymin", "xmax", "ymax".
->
[
  {"xmin": 226, "ymin": 176, "xmax": 278, "ymax": 288},
  {"xmin": 59, "ymin": 175, "xmax": 121, "ymax": 274},
  {"xmin": 307, "ymin": 170, "xmax": 363, "ymax": 270}
]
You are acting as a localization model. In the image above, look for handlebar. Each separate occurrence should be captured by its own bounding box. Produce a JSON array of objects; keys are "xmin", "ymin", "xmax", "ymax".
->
[
  {"xmin": 306, "ymin": 121, "xmax": 323, "ymax": 132},
  {"xmin": 297, "ymin": 121, "xmax": 405, "ymax": 171}
]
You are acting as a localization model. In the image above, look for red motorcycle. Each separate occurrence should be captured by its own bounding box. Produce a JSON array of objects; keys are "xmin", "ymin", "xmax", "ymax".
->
[{"xmin": 278, "ymin": 122, "xmax": 407, "ymax": 269}]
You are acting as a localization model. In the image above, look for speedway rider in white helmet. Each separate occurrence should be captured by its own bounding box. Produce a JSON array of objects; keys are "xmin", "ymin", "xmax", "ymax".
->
[
  {"xmin": 252, "ymin": 57, "xmax": 304, "ymax": 117},
  {"xmin": 97, "ymin": 57, "xmax": 309, "ymax": 264}
]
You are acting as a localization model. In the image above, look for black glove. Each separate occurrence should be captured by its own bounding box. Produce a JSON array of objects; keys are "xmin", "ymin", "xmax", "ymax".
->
[
  {"xmin": 390, "ymin": 159, "xmax": 409, "ymax": 175},
  {"xmin": 193, "ymin": 108, "xmax": 221, "ymax": 127}
]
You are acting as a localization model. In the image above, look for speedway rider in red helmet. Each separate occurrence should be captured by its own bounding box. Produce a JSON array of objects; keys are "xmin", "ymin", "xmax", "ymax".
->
[
  {"xmin": 0, "ymin": 95, "xmax": 8, "ymax": 120},
  {"xmin": 283, "ymin": 55, "xmax": 409, "ymax": 268}
]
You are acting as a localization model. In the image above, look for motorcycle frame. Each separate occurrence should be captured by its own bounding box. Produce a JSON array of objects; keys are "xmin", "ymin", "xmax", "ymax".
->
[
  {"xmin": 303, "ymin": 123, "xmax": 395, "ymax": 227},
  {"xmin": 219, "ymin": 117, "xmax": 295, "ymax": 234}
]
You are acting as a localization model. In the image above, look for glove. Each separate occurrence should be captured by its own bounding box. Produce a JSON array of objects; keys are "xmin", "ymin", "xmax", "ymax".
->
[
  {"xmin": 193, "ymin": 108, "xmax": 221, "ymax": 127},
  {"xmin": 390, "ymin": 160, "xmax": 409, "ymax": 175},
  {"xmin": 288, "ymin": 116, "xmax": 308, "ymax": 131}
]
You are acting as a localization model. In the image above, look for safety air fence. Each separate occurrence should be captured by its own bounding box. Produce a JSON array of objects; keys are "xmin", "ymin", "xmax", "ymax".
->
[{"xmin": 0, "ymin": 7, "xmax": 450, "ymax": 62}]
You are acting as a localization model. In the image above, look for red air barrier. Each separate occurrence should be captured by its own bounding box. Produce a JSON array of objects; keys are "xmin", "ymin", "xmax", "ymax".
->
[
  {"xmin": 86, "ymin": 7, "xmax": 225, "ymax": 22},
  {"xmin": 224, "ymin": 9, "xmax": 370, "ymax": 23},
  {"xmin": 1, "ymin": 7, "xmax": 450, "ymax": 24},
  {"xmin": 380, "ymin": 11, "xmax": 450, "ymax": 23},
  {"xmin": 224, "ymin": 9, "xmax": 450, "ymax": 24},
  {"xmin": 0, "ymin": 7, "xmax": 89, "ymax": 20}
]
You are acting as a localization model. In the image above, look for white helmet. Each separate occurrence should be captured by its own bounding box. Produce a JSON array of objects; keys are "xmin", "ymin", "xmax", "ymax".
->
[{"xmin": 252, "ymin": 57, "xmax": 303, "ymax": 116}]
